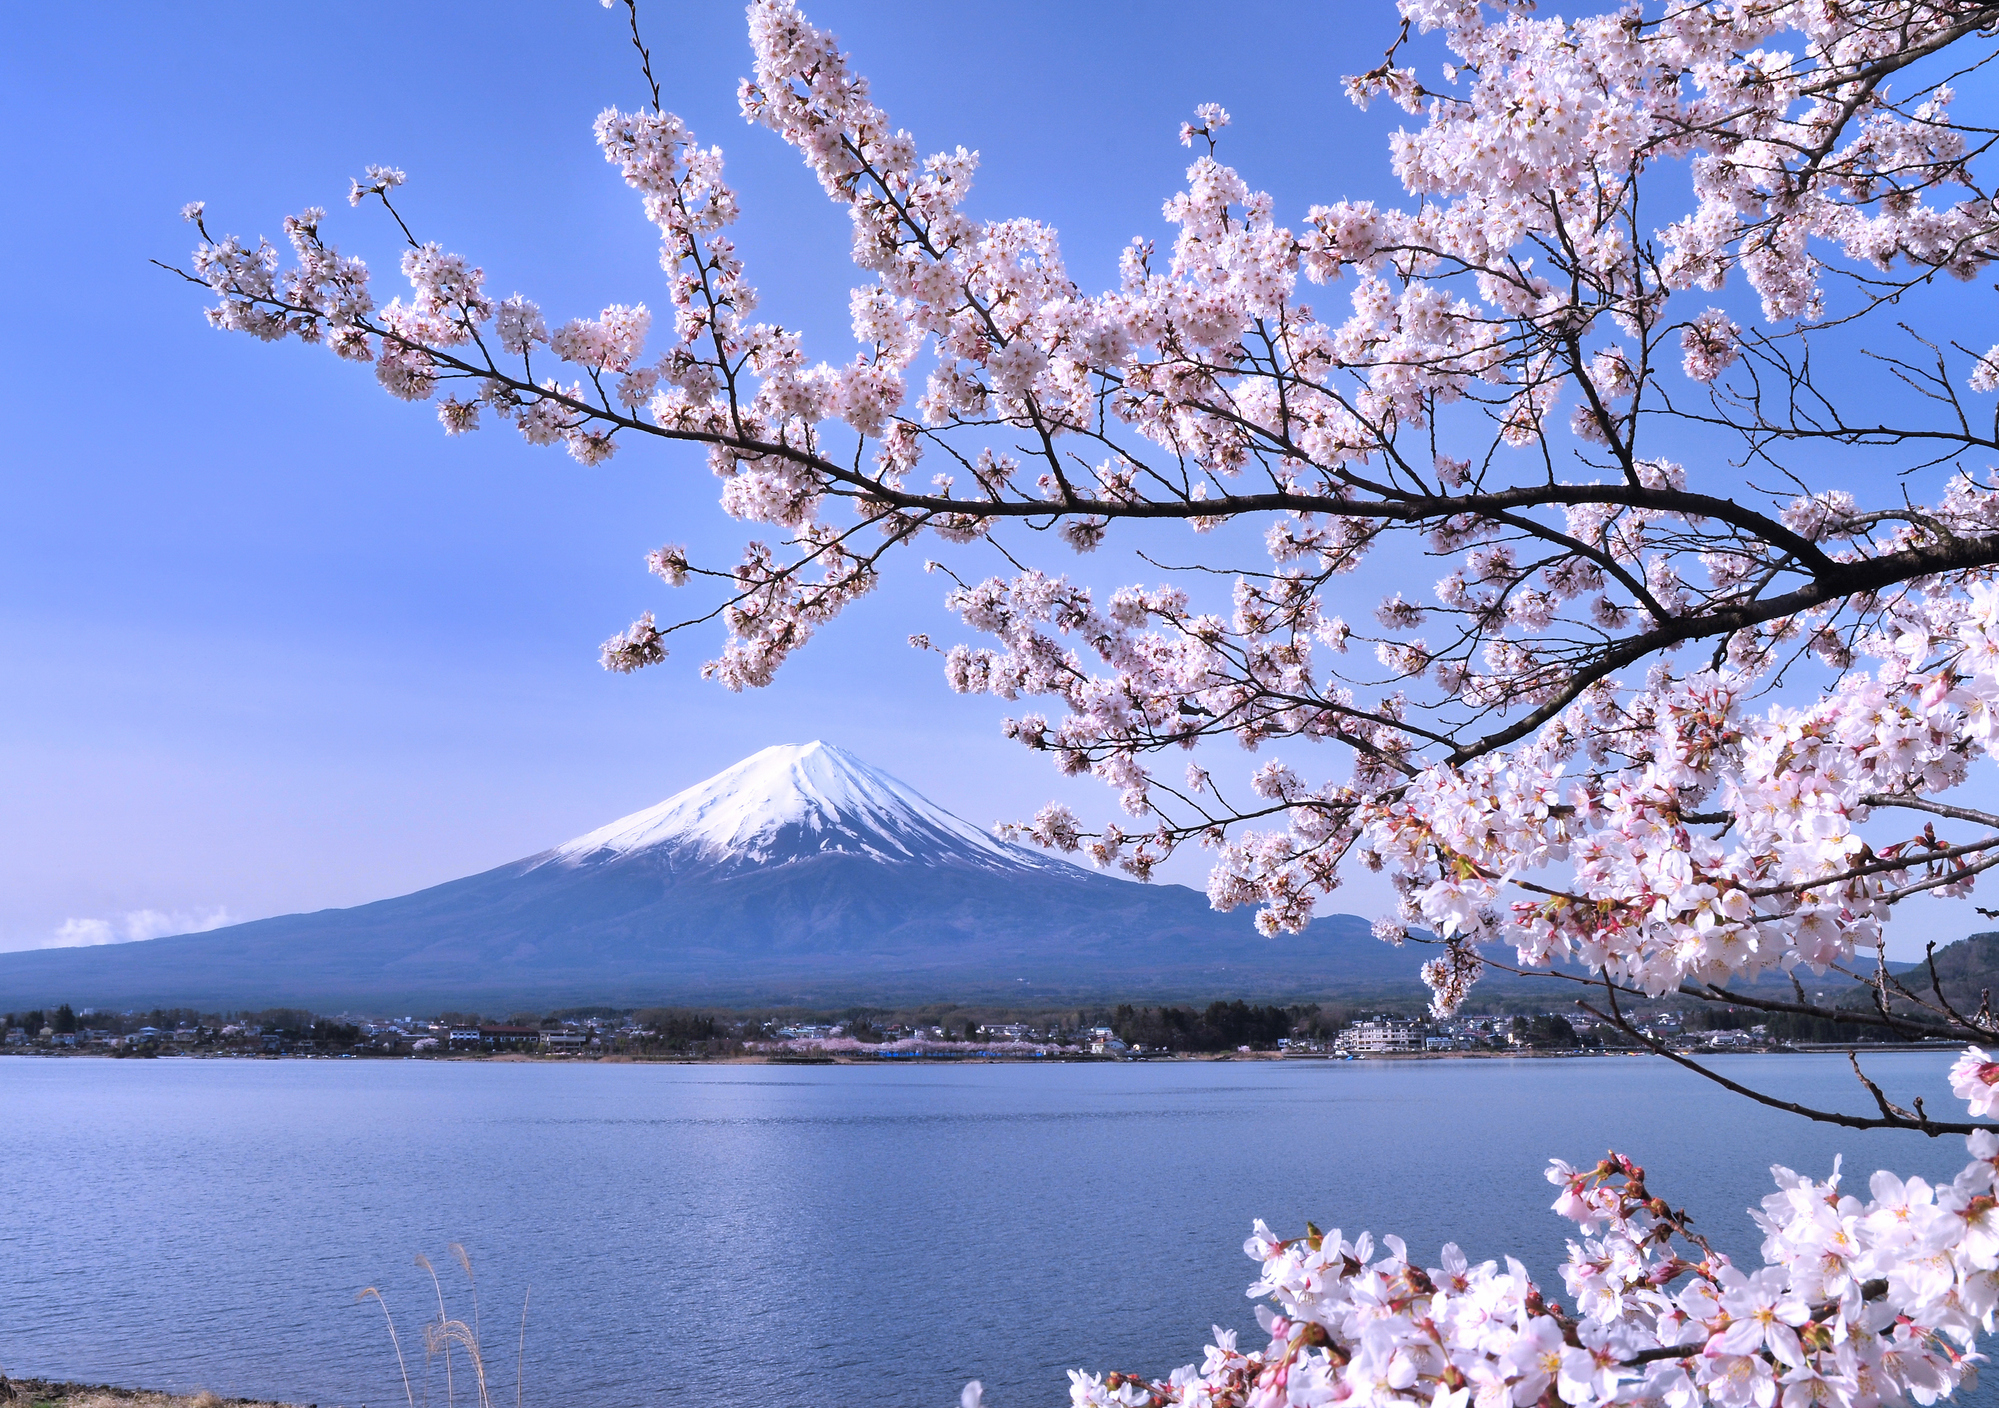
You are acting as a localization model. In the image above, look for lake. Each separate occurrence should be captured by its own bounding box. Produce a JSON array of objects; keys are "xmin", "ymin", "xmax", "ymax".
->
[{"xmin": 0, "ymin": 1053, "xmax": 1989, "ymax": 1408}]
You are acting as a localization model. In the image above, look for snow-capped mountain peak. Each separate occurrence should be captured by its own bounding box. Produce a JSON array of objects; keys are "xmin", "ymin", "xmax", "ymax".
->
[{"xmin": 541, "ymin": 741, "xmax": 1060, "ymax": 873}]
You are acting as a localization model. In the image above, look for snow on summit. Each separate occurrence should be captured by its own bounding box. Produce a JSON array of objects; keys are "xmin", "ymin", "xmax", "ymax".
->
[{"xmin": 543, "ymin": 741, "xmax": 1058, "ymax": 873}]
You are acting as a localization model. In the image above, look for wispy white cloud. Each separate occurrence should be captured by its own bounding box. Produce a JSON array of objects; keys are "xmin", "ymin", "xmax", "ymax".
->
[{"xmin": 43, "ymin": 906, "xmax": 235, "ymax": 949}]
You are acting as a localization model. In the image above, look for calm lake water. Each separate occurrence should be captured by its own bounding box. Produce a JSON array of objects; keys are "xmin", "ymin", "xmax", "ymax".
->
[{"xmin": 0, "ymin": 1053, "xmax": 1990, "ymax": 1408}]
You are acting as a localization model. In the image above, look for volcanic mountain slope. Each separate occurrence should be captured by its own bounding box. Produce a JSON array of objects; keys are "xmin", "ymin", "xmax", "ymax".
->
[{"xmin": 0, "ymin": 742, "xmax": 1431, "ymax": 1010}]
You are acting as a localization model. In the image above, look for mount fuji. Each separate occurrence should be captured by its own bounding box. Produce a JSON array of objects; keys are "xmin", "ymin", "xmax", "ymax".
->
[{"xmin": 0, "ymin": 742, "xmax": 1427, "ymax": 1010}]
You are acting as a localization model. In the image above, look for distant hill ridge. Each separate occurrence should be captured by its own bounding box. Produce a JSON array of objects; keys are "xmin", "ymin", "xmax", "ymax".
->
[
  {"xmin": 1863, "ymin": 931, "xmax": 1999, "ymax": 1015},
  {"xmin": 0, "ymin": 742, "xmax": 1434, "ymax": 1010}
]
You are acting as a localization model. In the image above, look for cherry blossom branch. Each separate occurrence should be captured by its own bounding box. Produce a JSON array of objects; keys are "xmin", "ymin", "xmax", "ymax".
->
[{"xmin": 1580, "ymin": 989, "xmax": 1984, "ymax": 1136}]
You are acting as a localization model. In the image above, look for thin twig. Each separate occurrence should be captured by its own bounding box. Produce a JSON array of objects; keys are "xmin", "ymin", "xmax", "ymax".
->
[
  {"xmin": 621, "ymin": 0, "xmax": 663, "ymax": 112},
  {"xmin": 1582, "ymin": 989, "xmax": 1983, "ymax": 1136}
]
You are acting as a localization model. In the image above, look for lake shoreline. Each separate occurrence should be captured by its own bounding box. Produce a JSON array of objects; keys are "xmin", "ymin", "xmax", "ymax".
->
[
  {"xmin": 0, "ymin": 1041, "xmax": 1959, "ymax": 1065},
  {"xmin": 0, "ymin": 1379, "xmax": 300, "ymax": 1408}
]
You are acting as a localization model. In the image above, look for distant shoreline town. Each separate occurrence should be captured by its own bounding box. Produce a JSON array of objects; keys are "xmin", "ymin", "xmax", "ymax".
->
[{"xmin": 1, "ymin": 999, "xmax": 1953, "ymax": 1062}]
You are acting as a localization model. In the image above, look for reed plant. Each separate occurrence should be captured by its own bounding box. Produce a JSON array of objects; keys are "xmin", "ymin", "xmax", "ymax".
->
[{"xmin": 357, "ymin": 1247, "xmax": 525, "ymax": 1408}]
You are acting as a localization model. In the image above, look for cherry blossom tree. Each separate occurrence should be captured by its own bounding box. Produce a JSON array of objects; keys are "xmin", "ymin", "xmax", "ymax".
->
[{"xmin": 168, "ymin": 0, "xmax": 1999, "ymax": 1401}]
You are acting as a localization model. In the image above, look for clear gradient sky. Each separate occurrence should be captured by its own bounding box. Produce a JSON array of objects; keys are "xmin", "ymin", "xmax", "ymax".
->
[{"xmin": 0, "ymin": 2, "xmax": 1976, "ymax": 958}]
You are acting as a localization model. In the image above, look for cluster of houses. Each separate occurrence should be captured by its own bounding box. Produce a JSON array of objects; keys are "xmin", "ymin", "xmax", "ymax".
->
[
  {"xmin": 1300, "ymin": 1010, "xmax": 1785, "ymax": 1056},
  {"xmin": 5, "ymin": 1023, "xmax": 187, "ymax": 1050},
  {"xmin": 1318, "ymin": 1015, "xmax": 1551, "ymax": 1054},
  {"xmin": 2, "ymin": 1013, "xmax": 634, "ymax": 1057},
  {"xmin": 443, "ymin": 1025, "xmax": 597, "ymax": 1052},
  {"xmin": 773, "ymin": 1021, "xmax": 1045, "ymax": 1043},
  {"xmin": 6, "ymin": 1021, "xmax": 311, "ymax": 1053}
]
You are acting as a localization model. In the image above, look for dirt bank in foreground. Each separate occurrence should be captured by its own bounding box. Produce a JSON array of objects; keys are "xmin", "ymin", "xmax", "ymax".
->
[{"xmin": 2, "ymin": 1381, "xmax": 300, "ymax": 1408}]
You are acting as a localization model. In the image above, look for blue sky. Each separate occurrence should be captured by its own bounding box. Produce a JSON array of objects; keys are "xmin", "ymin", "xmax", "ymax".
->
[
  {"xmin": 2, "ymin": 2, "xmax": 1985, "ymax": 961},
  {"xmin": 0, "ymin": 1, "xmax": 1417, "ymax": 951}
]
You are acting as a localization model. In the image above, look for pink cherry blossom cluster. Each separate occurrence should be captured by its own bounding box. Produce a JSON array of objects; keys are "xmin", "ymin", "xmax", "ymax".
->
[
  {"xmin": 1350, "ymin": 575, "xmax": 1999, "ymax": 1015},
  {"xmin": 1068, "ymin": 1103, "xmax": 1999, "ymax": 1408},
  {"xmin": 173, "ymin": 0, "xmax": 1999, "ymax": 1021}
]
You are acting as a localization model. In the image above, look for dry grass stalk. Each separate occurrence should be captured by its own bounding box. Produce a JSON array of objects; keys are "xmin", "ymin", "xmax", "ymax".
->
[
  {"xmin": 412, "ymin": 1253, "xmax": 452, "ymax": 1408},
  {"xmin": 512, "ymin": 1289, "xmax": 529, "ymax": 1408},
  {"xmin": 446, "ymin": 1244, "xmax": 478, "ymax": 1352},
  {"xmin": 367, "ymin": 1248, "xmax": 520, "ymax": 1408},
  {"xmin": 353, "ymin": 1287, "xmax": 415, "ymax": 1408}
]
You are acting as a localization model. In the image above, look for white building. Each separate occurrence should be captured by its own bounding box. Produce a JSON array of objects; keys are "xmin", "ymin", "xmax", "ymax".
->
[{"xmin": 1336, "ymin": 1018, "xmax": 1423, "ymax": 1054}]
